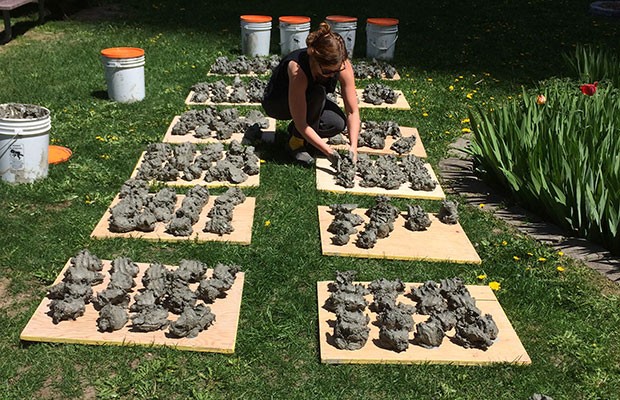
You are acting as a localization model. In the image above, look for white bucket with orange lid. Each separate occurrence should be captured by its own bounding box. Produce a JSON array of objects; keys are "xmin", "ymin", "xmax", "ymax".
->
[{"xmin": 101, "ymin": 47, "xmax": 145, "ymax": 103}]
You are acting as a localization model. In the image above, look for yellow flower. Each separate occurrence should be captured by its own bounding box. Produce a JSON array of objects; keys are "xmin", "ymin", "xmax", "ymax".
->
[
  {"xmin": 422, "ymin": 112, "xmax": 429, "ymax": 117},
  {"xmin": 461, "ymin": 127, "xmax": 472, "ymax": 133},
  {"xmin": 100, "ymin": 154, "xmax": 110, "ymax": 159},
  {"xmin": 557, "ymin": 266, "xmax": 565, "ymax": 272},
  {"xmin": 260, "ymin": 159, "xmax": 266, "ymax": 164},
  {"xmin": 449, "ymin": 85, "xmax": 454, "ymax": 91},
  {"xmin": 264, "ymin": 220, "xmax": 271, "ymax": 227},
  {"xmin": 477, "ymin": 274, "xmax": 487, "ymax": 280},
  {"xmin": 479, "ymin": 203, "xmax": 485, "ymax": 208},
  {"xmin": 538, "ymin": 257, "xmax": 547, "ymax": 262},
  {"xmin": 527, "ymin": 252, "xmax": 534, "ymax": 256},
  {"xmin": 96, "ymin": 136, "xmax": 106, "ymax": 142},
  {"xmin": 489, "ymin": 281, "xmax": 501, "ymax": 291},
  {"xmin": 513, "ymin": 256, "xmax": 520, "ymax": 261},
  {"xmin": 427, "ymin": 78, "xmax": 433, "ymax": 82},
  {"xmin": 501, "ymin": 240, "xmax": 507, "ymax": 246},
  {"xmin": 466, "ymin": 93, "xmax": 474, "ymax": 99},
  {"xmin": 84, "ymin": 195, "xmax": 95, "ymax": 205},
  {"xmin": 557, "ymin": 251, "xmax": 564, "ymax": 256},
  {"xmin": 461, "ymin": 118, "xmax": 470, "ymax": 124}
]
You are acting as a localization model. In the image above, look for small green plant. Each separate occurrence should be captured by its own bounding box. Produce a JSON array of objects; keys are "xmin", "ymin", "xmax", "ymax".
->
[
  {"xmin": 468, "ymin": 79, "xmax": 620, "ymax": 254},
  {"xmin": 564, "ymin": 44, "xmax": 620, "ymax": 88}
]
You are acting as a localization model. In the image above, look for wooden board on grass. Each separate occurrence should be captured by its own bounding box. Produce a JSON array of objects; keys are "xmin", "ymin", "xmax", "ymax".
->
[
  {"xmin": 317, "ymin": 206, "xmax": 480, "ymax": 263},
  {"xmin": 336, "ymin": 89, "xmax": 410, "ymax": 110},
  {"xmin": 317, "ymin": 281, "xmax": 530, "ymax": 364},
  {"xmin": 315, "ymin": 158, "xmax": 445, "ymax": 200},
  {"xmin": 207, "ymin": 71, "xmax": 270, "ymax": 77},
  {"xmin": 163, "ymin": 116, "xmax": 277, "ymax": 144},
  {"xmin": 185, "ymin": 90, "xmax": 261, "ymax": 106},
  {"xmin": 130, "ymin": 151, "xmax": 260, "ymax": 188},
  {"xmin": 328, "ymin": 127, "xmax": 427, "ymax": 158},
  {"xmin": 20, "ymin": 260, "xmax": 244, "ymax": 353},
  {"xmin": 355, "ymin": 71, "xmax": 401, "ymax": 81},
  {"xmin": 91, "ymin": 195, "xmax": 255, "ymax": 245}
]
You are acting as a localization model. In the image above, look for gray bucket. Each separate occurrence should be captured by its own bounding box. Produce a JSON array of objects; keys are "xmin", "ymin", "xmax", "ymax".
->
[
  {"xmin": 279, "ymin": 16, "xmax": 311, "ymax": 56},
  {"xmin": 241, "ymin": 15, "xmax": 272, "ymax": 57},
  {"xmin": 0, "ymin": 103, "xmax": 51, "ymax": 184},
  {"xmin": 366, "ymin": 18, "xmax": 399, "ymax": 61},
  {"xmin": 326, "ymin": 15, "xmax": 357, "ymax": 59}
]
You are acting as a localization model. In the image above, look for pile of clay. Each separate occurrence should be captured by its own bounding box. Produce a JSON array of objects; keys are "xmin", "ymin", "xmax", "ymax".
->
[
  {"xmin": 172, "ymin": 107, "xmax": 269, "ymax": 141},
  {"xmin": 324, "ymin": 272, "xmax": 499, "ymax": 352},
  {"xmin": 329, "ymin": 120, "xmax": 413, "ymax": 154},
  {"xmin": 135, "ymin": 140, "xmax": 259, "ymax": 184},
  {"xmin": 362, "ymin": 83, "xmax": 400, "ymax": 105},
  {"xmin": 333, "ymin": 153, "xmax": 437, "ymax": 191},
  {"xmin": 203, "ymin": 187, "xmax": 246, "ymax": 235},
  {"xmin": 165, "ymin": 185, "xmax": 211, "ymax": 236},
  {"xmin": 324, "ymin": 270, "xmax": 370, "ymax": 350},
  {"xmin": 46, "ymin": 250, "xmax": 241, "ymax": 339},
  {"xmin": 190, "ymin": 77, "xmax": 267, "ymax": 103},
  {"xmin": 209, "ymin": 55, "xmax": 280, "ymax": 75},
  {"xmin": 0, "ymin": 103, "xmax": 49, "ymax": 119},
  {"xmin": 352, "ymin": 60, "xmax": 397, "ymax": 80},
  {"xmin": 327, "ymin": 199, "xmax": 460, "ymax": 247}
]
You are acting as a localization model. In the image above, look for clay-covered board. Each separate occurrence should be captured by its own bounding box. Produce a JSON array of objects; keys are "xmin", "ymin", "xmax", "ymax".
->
[
  {"xmin": 327, "ymin": 127, "xmax": 427, "ymax": 158},
  {"xmin": 162, "ymin": 116, "xmax": 277, "ymax": 144},
  {"xmin": 336, "ymin": 89, "xmax": 410, "ymax": 110},
  {"xmin": 185, "ymin": 89, "xmax": 261, "ymax": 106},
  {"xmin": 317, "ymin": 206, "xmax": 481, "ymax": 263},
  {"xmin": 20, "ymin": 260, "xmax": 244, "ymax": 353},
  {"xmin": 317, "ymin": 281, "xmax": 531, "ymax": 365},
  {"xmin": 130, "ymin": 151, "xmax": 260, "ymax": 188},
  {"xmin": 91, "ymin": 195, "xmax": 255, "ymax": 245},
  {"xmin": 315, "ymin": 158, "xmax": 445, "ymax": 200},
  {"xmin": 355, "ymin": 71, "xmax": 401, "ymax": 81}
]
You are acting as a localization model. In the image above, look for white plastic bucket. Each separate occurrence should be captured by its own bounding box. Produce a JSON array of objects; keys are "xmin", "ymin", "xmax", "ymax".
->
[
  {"xmin": 279, "ymin": 16, "xmax": 311, "ymax": 56},
  {"xmin": 101, "ymin": 47, "xmax": 145, "ymax": 103},
  {"xmin": 0, "ymin": 104, "xmax": 50, "ymax": 184},
  {"xmin": 326, "ymin": 15, "xmax": 357, "ymax": 59},
  {"xmin": 366, "ymin": 18, "xmax": 399, "ymax": 61},
  {"xmin": 240, "ymin": 15, "xmax": 272, "ymax": 57}
]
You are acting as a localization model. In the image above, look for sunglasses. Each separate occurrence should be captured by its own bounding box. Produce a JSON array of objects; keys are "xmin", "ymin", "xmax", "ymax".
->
[{"xmin": 319, "ymin": 63, "xmax": 345, "ymax": 76}]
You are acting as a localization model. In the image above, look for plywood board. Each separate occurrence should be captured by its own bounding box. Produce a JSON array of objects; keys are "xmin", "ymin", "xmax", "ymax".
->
[
  {"xmin": 91, "ymin": 195, "xmax": 255, "ymax": 245},
  {"xmin": 162, "ymin": 116, "xmax": 277, "ymax": 144},
  {"xmin": 20, "ymin": 260, "xmax": 244, "ymax": 353},
  {"xmin": 130, "ymin": 151, "xmax": 260, "ymax": 188},
  {"xmin": 185, "ymin": 90, "xmax": 261, "ymax": 106},
  {"xmin": 317, "ymin": 206, "xmax": 481, "ymax": 263},
  {"xmin": 315, "ymin": 158, "xmax": 445, "ymax": 200},
  {"xmin": 317, "ymin": 281, "xmax": 531, "ymax": 365},
  {"xmin": 207, "ymin": 71, "xmax": 270, "ymax": 77},
  {"xmin": 327, "ymin": 127, "xmax": 427, "ymax": 158},
  {"xmin": 336, "ymin": 89, "xmax": 410, "ymax": 110},
  {"xmin": 355, "ymin": 71, "xmax": 401, "ymax": 81}
]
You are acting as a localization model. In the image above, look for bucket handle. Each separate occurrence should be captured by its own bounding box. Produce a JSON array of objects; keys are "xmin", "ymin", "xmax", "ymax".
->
[
  {"xmin": 0, "ymin": 128, "xmax": 21, "ymax": 159},
  {"xmin": 371, "ymin": 34, "xmax": 399, "ymax": 51}
]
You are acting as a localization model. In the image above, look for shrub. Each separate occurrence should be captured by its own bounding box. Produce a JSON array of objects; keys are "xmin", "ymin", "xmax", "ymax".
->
[{"xmin": 468, "ymin": 79, "xmax": 620, "ymax": 253}]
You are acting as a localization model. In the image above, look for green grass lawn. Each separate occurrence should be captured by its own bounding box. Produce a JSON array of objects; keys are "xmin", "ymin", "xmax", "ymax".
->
[{"xmin": 1, "ymin": 1, "xmax": 619, "ymax": 399}]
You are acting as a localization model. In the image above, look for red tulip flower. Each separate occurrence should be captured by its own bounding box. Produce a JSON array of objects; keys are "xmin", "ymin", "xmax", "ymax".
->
[{"xmin": 580, "ymin": 81, "xmax": 598, "ymax": 96}]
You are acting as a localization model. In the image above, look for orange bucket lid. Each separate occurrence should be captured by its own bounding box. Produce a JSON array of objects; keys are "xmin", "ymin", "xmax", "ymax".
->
[
  {"xmin": 100, "ymin": 47, "xmax": 145, "ymax": 59},
  {"xmin": 367, "ymin": 17, "xmax": 399, "ymax": 26},
  {"xmin": 240, "ymin": 15, "xmax": 272, "ymax": 23},
  {"xmin": 279, "ymin": 16, "xmax": 311, "ymax": 24},
  {"xmin": 48, "ymin": 145, "xmax": 72, "ymax": 165},
  {"xmin": 326, "ymin": 15, "xmax": 357, "ymax": 23}
]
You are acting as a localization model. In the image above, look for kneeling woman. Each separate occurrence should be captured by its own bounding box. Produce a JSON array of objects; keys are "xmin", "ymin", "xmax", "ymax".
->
[{"xmin": 262, "ymin": 22, "xmax": 360, "ymax": 166}]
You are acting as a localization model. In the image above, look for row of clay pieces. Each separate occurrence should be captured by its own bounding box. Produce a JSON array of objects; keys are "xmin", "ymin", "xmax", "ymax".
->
[
  {"xmin": 362, "ymin": 83, "xmax": 400, "ymax": 105},
  {"xmin": 190, "ymin": 77, "xmax": 267, "ymax": 103},
  {"xmin": 335, "ymin": 153, "xmax": 437, "ymax": 191},
  {"xmin": 327, "ymin": 198, "xmax": 460, "ymax": 247},
  {"xmin": 135, "ymin": 140, "xmax": 259, "ymax": 184},
  {"xmin": 172, "ymin": 107, "xmax": 269, "ymax": 140},
  {"xmin": 46, "ymin": 250, "xmax": 241, "ymax": 339},
  {"xmin": 325, "ymin": 272, "xmax": 499, "ymax": 352},
  {"xmin": 353, "ymin": 60, "xmax": 398, "ymax": 80},
  {"xmin": 210, "ymin": 55, "xmax": 281, "ymax": 75},
  {"xmin": 329, "ymin": 120, "xmax": 415, "ymax": 154}
]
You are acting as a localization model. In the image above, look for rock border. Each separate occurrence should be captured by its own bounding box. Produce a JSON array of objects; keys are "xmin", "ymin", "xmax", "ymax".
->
[{"xmin": 438, "ymin": 135, "xmax": 620, "ymax": 283}]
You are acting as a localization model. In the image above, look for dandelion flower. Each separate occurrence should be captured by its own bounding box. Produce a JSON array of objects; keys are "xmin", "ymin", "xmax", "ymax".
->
[
  {"xmin": 466, "ymin": 92, "xmax": 474, "ymax": 99},
  {"xmin": 422, "ymin": 112, "xmax": 429, "ymax": 117},
  {"xmin": 264, "ymin": 220, "xmax": 271, "ymax": 227},
  {"xmin": 513, "ymin": 256, "xmax": 520, "ymax": 261},
  {"xmin": 558, "ymin": 251, "xmax": 564, "ymax": 256},
  {"xmin": 477, "ymin": 274, "xmax": 487, "ymax": 280},
  {"xmin": 427, "ymin": 78, "xmax": 433, "ymax": 82},
  {"xmin": 538, "ymin": 257, "xmax": 547, "ymax": 262},
  {"xmin": 489, "ymin": 281, "xmax": 501, "ymax": 291},
  {"xmin": 501, "ymin": 240, "xmax": 507, "ymax": 246},
  {"xmin": 260, "ymin": 159, "xmax": 266, "ymax": 164},
  {"xmin": 556, "ymin": 266, "xmax": 565, "ymax": 272},
  {"xmin": 449, "ymin": 85, "xmax": 454, "ymax": 91},
  {"xmin": 461, "ymin": 118, "xmax": 470, "ymax": 124},
  {"xmin": 461, "ymin": 127, "xmax": 472, "ymax": 133},
  {"xmin": 527, "ymin": 252, "xmax": 534, "ymax": 256},
  {"xmin": 479, "ymin": 203, "xmax": 485, "ymax": 208}
]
